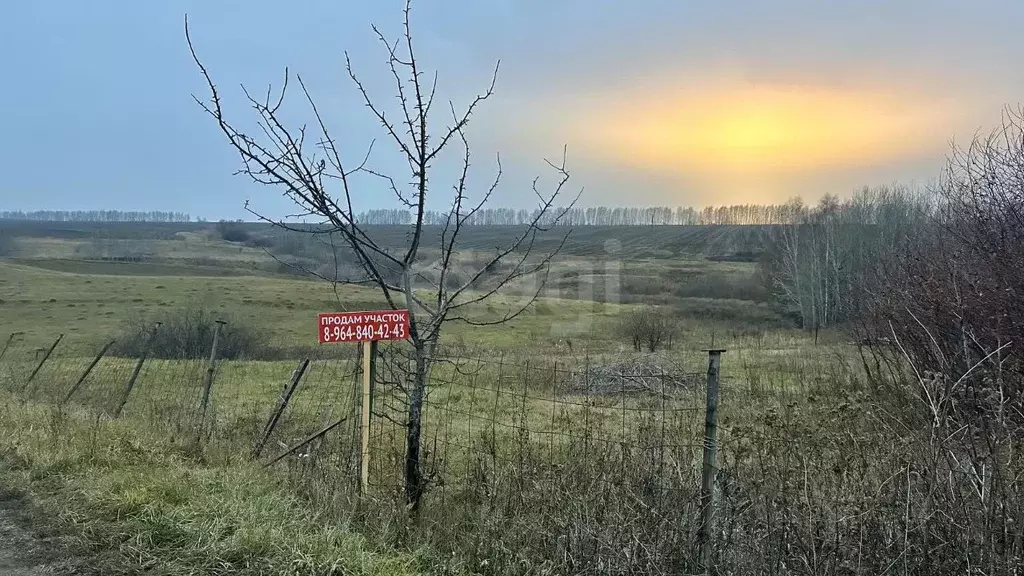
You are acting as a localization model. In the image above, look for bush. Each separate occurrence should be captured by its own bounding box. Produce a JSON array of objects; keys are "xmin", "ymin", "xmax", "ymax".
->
[
  {"xmin": 672, "ymin": 274, "xmax": 770, "ymax": 302},
  {"xmin": 111, "ymin": 305, "xmax": 266, "ymax": 359},
  {"xmin": 244, "ymin": 236, "xmax": 274, "ymax": 249},
  {"xmin": 215, "ymin": 220, "xmax": 250, "ymax": 243},
  {"xmin": 622, "ymin": 276, "xmax": 673, "ymax": 297},
  {"xmin": 620, "ymin": 306, "xmax": 677, "ymax": 352}
]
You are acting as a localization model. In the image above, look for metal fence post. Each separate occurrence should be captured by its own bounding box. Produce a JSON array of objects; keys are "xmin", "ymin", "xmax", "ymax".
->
[{"xmin": 697, "ymin": 348, "xmax": 726, "ymax": 574}]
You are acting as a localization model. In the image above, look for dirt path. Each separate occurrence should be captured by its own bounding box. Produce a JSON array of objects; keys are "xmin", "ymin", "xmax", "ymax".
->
[{"xmin": 0, "ymin": 490, "xmax": 77, "ymax": 575}]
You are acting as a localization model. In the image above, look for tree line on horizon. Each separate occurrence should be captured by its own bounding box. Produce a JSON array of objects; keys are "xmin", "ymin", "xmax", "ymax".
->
[
  {"xmin": 355, "ymin": 202, "xmax": 851, "ymax": 226},
  {"xmin": 0, "ymin": 210, "xmax": 192, "ymax": 223},
  {"xmin": 1, "ymin": 199, "xmax": 933, "ymax": 228},
  {"xmin": 1, "ymin": 203, "xmax": 874, "ymax": 226}
]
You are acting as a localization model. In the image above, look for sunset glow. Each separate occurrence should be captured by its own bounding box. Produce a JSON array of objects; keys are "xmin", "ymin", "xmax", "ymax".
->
[{"xmin": 567, "ymin": 83, "xmax": 956, "ymax": 178}]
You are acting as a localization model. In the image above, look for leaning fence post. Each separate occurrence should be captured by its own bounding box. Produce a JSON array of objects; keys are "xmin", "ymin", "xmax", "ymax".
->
[
  {"xmin": 24, "ymin": 333, "xmax": 64, "ymax": 392},
  {"xmin": 114, "ymin": 323, "xmax": 160, "ymax": 418},
  {"xmin": 198, "ymin": 320, "xmax": 226, "ymax": 433},
  {"xmin": 64, "ymin": 340, "xmax": 115, "ymax": 403},
  {"xmin": 262, "ymin": 416, "xmax": 349, "ymax": 468},
  {"xmin": 0, "ymin": 332, "xmax": 21, "ymax": 364},
  {"xmin": 697, "ymin": 348, "xmax": 726, "ymax": 574},
  {"xmin": 254, "ymin": 358, "xmax": 310, "ymax": 459}
]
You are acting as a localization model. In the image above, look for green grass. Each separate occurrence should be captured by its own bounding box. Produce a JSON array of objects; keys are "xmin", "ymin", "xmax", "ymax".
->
[
  {"xmin": 0, "ymin": 250, "xmax": 844, "ymax": 396},
  {"xmin": 5, "ymin": 221, "xmax": 1019, "ymax": 574},
  {"xmin": 0, "ymin": 392, "xmax": 437, "ymax": 575},
  {"xmin": 0, "ymin": 221, "xmax": 787, "ymax": 352},
  {"xmin": 9, "ymin": 258, "xmax": 258, "ymax": 277},
  {"xmin": 0, "ymin": 222, "xmax": 856, "ymax": 574},
  {"xmin": 0, "ymin": 221, "xmax": 844, "ymax": 397},
  {"xmin": 0, "ymin": 344, "xmax": 717, "ymax": 574},
  {"xmin": 0, "ymin": 258, "xmax": 794, "ymax": 357},
  {"xmin": 0, "ymin": 260, "xmax": 498, "ymax": 349}
]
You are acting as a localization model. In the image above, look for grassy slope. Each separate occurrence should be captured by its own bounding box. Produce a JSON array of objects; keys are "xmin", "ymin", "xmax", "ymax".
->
[
  {"xmin": 4, "ymin": 221, "xmax": 770, "ymax": 256},
  {"xmin": 0, "ymin": 223, "xmax": 843, "ymax": 573},
  {"xmin": 0, "ymin": 393, "xmax": 437, "ymax": 575},
  {"xmin": 0, "ymin": 227, "xmax": 839, "ymax": 385},
  {"xmin": 0, "ymin": 260, "xmax": 632, "ymax": 355}
]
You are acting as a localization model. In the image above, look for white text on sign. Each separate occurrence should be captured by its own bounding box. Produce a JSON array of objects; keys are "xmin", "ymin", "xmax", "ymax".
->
[{"xmin": 317, "ymin": 310, "xmax": 411, "ymax": 343}]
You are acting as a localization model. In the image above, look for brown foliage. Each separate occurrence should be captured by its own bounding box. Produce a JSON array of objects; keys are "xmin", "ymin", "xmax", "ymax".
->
[
  {"xmin": 861, "ymin": 107, "xmax": 1024, "ymax": 430},
  {"xmin": 850, "ymin": 107, "xmax": 1024, "ymax": 574}
]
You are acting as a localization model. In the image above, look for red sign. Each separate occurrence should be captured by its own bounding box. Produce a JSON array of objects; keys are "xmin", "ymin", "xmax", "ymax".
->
[{"xmin": 318, "ymin": 309, "xmax": 410, "ymax": 343}]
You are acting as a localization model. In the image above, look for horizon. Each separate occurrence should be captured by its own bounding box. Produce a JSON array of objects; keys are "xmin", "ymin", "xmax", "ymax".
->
[
  {"xmin": 2, "ymin": 1, "xmax": 1021, "ymax": 219},
  {"xmin": 0, "ymin": 196, "xmax": 892, "ymax": 227}
]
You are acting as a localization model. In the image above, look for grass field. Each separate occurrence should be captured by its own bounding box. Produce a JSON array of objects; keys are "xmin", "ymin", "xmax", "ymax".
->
[
  {"xmin": 0, "ymin": 220, "xmax": 800, "ymax": 353},
  {"xmin": 0, "ymin": 220, "xmax": 868, "ymax": 574}
]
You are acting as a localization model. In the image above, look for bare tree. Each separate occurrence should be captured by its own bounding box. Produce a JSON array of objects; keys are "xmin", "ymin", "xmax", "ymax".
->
[
  {"xmin": 846, "ymin": 110, "xmax": 1024, "ymax": 572},
  {"xmin": 862, "ymin": 106, "xmax": 1024, "ymax": 424},
  {"xmin": 621, "ymin": 307, "xmax": 676, "ymax": 352},
  {"xmin": 185, "ymin": 2, "xmax": 579, "ymax": 511},
  {"xmin": 760, "ymin": 188, "xmax": 927, "ymax": 338}
]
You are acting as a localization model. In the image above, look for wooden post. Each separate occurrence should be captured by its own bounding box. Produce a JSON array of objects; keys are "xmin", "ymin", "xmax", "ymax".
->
[
  {"xmin": 24, "ymin": 333, "xmax": 64, "ymax": 390},
  {"xmin": 254, "ymin": 358, "xmax": 310, "ymax": 459},
  {"xmin": 199, "ymin": 320, "xmax": 226, "ymax": 431},
  {"xmin": 368, "ymin": 340, "xmax": 378, "ymax": 422},
  {"xmin": 263, "ymin": 415, "xmax": 349, "ymax": 468},
  {"xmin": 64, "ymin": 340, "xmax": 115, "ymax": 402},
  {"xmin": 359, "ymin": 340, "xmax": 375, "ymax": 493},
  {"xmin": 697, "ymin": 348, "xmax": 725, "ymax": 574},
  {"xmin": 114, "ymin": 323, "xmax": 160, "ymax": 418}
]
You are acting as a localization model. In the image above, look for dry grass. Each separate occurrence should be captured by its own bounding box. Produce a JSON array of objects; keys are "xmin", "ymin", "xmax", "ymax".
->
[
  {"xmin": 11, "ymin": 226, "xmax": 989, "ymax": 574},
  {"xmin": 0, "ymin": 391, "xmax": 436, "ymax": 575}
]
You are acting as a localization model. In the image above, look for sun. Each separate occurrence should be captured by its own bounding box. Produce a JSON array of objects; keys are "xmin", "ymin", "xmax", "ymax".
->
[{"xmin": 713, "ymin": 112, "xmax": 798, "ymax": 150}]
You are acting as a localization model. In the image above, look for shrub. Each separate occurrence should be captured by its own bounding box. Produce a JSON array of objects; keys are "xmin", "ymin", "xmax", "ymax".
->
[
  {"xmin": 672, "ymin": 274, "xmax": 770, "ymax": 302},
  {"xmin": 244, "ymin": 236, "xmax": 274, "ymax": 249},
  {"xmin": 111, "ymin": 305, "xmax": 266, "ymax": 359},
  {"xmin": 444, "ymin": 271, "xmax": 464, "ymax": 290},
  {"xmin": 215, "ymin": 220, "xmax": 250, "ymax": 243},
  {"xmin": 620, "ymin": 306, "xmax": 677, "ymax": 352},
  {"xmin": 705, "ymin": 250, "xmax": 761, "ymax": 262},
  {"xmin": 622, "ymin": 276, "xmax": 673, "ymax": 298}
]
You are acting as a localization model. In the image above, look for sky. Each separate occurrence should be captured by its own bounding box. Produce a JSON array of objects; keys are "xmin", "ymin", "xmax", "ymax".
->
[{"xmin": 2, "ymin": 0, "xmax": 1023, "ymax": 220}]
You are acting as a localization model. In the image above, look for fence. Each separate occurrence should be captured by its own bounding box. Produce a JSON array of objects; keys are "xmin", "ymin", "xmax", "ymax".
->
[
  {"xmin": 4, "ymin": 329, "xmax": 1020, "ymax": 575},
  {"xmin": 0, "ymin": 329, "xmax": 731, "ymax": 573}
]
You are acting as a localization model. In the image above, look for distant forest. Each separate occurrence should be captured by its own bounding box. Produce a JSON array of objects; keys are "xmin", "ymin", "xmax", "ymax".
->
[
  {"xmin": 0, "ymin": 210, "xmax": 192, "ymax": 223},
  {"xmin": 0, "ymin": 202, "xmax": 850, "ymax": 226},
  {"xmin": 359, "ymin": 204, "xmax": 813, "ymax": 226}
]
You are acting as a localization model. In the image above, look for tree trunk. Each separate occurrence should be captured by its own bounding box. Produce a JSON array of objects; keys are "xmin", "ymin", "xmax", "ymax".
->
[{"xmin": 405, "ymin": 343, "xmax": 429, "ymax": 512}]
